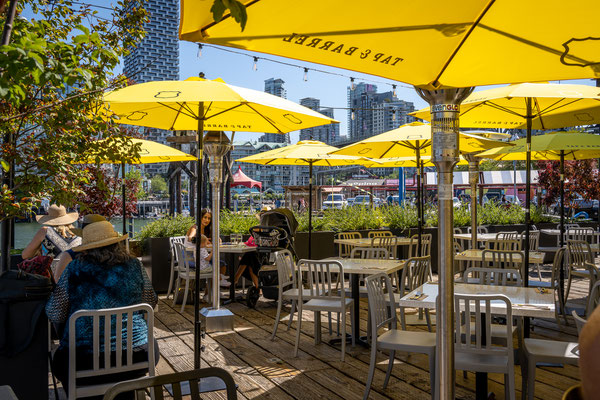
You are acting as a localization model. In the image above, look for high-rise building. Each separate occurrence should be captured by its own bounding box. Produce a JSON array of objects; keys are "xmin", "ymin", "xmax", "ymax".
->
[
  {"xmin": 299, "ymin": 97, "xmax": 339, "ymax": 144},
  {"xmin": 123, "ymin": 0, "xmax": 180, "ymax": 175},
  {"xmin": 259, "ymin": 78, "xmax": 290, "ymax": 144},
  {"xmin": 347, "ymin": 83, "xmax": 415, "ymax": 142}
]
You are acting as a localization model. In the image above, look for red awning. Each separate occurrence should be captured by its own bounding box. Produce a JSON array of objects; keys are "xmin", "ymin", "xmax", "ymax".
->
[{"xmin": 231, "ymin": 166, "xmax": 262, "ymax": 189}]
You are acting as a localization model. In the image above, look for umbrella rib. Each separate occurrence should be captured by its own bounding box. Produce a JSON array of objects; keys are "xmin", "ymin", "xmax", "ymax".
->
[
  {"xmin": 204, "ymin": 103, "xmax": 244, "ymax": 120},
  {"xmin": 380, "ymin": 142, "xmax": 399, "ymax": 158},
  {"xmin": 244, "ymin": 103, "xmax": 284, "ymax": 133},
  {"xmin": 157, "ymin": 102, "xmax": 198, "ymax": 119},
  {"xmin": 431, "ymin": 0, "xmax": 496, "ymax": 87},
  {"xmin": 481, "ymin": 101, "xmax": 526, "ymax": 118},
  {"xmin": 169, "ymin": 102, "xmax": 191, "ymax": 130}
]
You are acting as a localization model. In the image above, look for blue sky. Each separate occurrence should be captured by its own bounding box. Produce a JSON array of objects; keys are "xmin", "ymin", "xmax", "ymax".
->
[{"xmin": 23, "ymin": 1, "xmax": 599, "ymax": 144}]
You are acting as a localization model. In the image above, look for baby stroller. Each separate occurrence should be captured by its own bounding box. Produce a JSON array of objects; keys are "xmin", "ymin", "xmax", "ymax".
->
[{"xmin": 246, "ymin": 208, "xmax": 298, "ymax": 308}]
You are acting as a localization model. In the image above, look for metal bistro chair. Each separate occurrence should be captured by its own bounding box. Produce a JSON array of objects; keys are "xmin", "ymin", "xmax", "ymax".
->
[
  {"xmin": 68, "ymin": 304, "xmax": 155, "ymax": 400},
  {"xmin": 408, "ymin": 233, "xmax": 432, "ymax": 279},
  {"xmin": 335, "ymin": 231, "xmax": 361, "ymax": 258},
  {"xmin": 467, "ymin": 226, "xmax": 489, "ymax": 234},
  {"xmin": 371, "ymin": 236, "xmax": 398, "ymax": 259},
  {"xmin": 295, "ymin": 259, "xmax": 355, "ymax": 361},
  {"xmin": 167, "ymin": 236, "xmax": 186, "ymax": 300},
  {"xmin": 481, "ymin": 249, "xmax": 524, "ymax": 273},
  {"xmin": 454, "ymin": 294, "xmax": 516, "ymax": 400},
  {"xmin": 363, "ymin": 273, "xmax": 436, "ymax": 400},
  {"xmin": 463, "ymin": 267, "xmax": 523, "ymax": 286},
  {"xmin": 520, "ymin": 230, "xmax": 542, "ymax": 280},
  {"xmin": 394, "ymin": 256, "xmax": 433, "ymax": 332},
  {"xmin": 271, "ymin": 249, "xmax": 309, "ymax": 341},
  {"xmin": 368, "ymin": 230, "xmax": 393, "ymax": 238},
  {"xmin": 172, "ymin": 242, "xmax": 213, "ymax": 312},
  {"xmin": 565, "ymin": 240, "xmax": 598, "ymax": 308},
  {"xmin": 566, "ymin": 227, "xmax": 595, "ymax": 243},
  {"xmin": 103, "ymin": 367, "xmax": 237, "ymax": 400}
]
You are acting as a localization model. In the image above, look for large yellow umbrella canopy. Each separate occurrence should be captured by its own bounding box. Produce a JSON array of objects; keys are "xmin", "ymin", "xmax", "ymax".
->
[
  {"xmin": 330, "ymin": 121, "xmax": 509, "ymax": 158},
  {"xmin": 411, "ymin": 83, "xmax": 600, "ymax": 129},
  {"xmin": 83, "ymin": 137, "xmax": 197, "ymax": 164},
  {"xmin": 103, "ymin": 77, "xmax": 338, "ymax": 132},
  {"xmin": 477, "ymin": 131, "xmax": 600, "ymax": 160},
  {"xmin": 365, "ymin": 156, "xmax": 469, "ymax": 168},
  {"xmin": 180, "ymin": 1, "xmax": 600, "ymax": 89}
]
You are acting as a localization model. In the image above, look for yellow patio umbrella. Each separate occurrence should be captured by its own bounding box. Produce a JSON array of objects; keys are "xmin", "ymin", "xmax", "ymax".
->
[
  {"xmin": 101, "ymin": 76, "xmax": 338, "ymax": 372},
  {"xmin": 80, "ymin": 137, "xmax": 197, "ymax": 236},
  {"xmin": 236, "ymin": 140, "xmax": 376, "ymax": 257},
  {"xmin": 363, "ymin": 156, "xmax": 469, "ymax": 167}
]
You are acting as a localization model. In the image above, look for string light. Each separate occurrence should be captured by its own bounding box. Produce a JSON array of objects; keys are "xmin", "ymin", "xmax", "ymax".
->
[
  {"xmin": 392, "ymin": 84, "xmax": 397, "ymax": 97},
  {"xmin": 351, "ymin": 109, "xmax": 355, "ymax": 120},
  {"xmin": 303, "ymin": 67, "xmax": 308, "ymax": 82},
  {"xmin": 350, "ymin": 77, "xmax": 355, "ymax": 90},
  {"xmin": 253, "ymin": 56, "xmax": 258, "ymax": 71},
  {"xmin": 197, "ymin": 44, "xmax": 203, "ymax": 58}
]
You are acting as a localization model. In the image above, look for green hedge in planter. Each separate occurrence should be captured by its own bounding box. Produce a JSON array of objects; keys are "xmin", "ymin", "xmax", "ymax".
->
[{"xmin": 219, "ymin": 210, "xmax": 257, "ymax": 235}]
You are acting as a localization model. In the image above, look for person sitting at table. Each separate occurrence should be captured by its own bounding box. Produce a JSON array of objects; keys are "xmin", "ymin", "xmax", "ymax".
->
[
  {"xmin": 233, "ymin": 235, "xmax": 262, "ymax": 290},
  {"xmin": 46, "ymin": 221, "xmax": 159, "ymax": 399},
  {"xmin": 22, "ymin": 204, "xmax": 81, "ymax": 260}
]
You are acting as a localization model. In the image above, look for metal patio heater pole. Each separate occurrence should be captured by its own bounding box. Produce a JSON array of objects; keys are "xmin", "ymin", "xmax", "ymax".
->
[
  {"xmin": 122, "ymin": 162, "xmax": 127, "ymax": 236},
  {"xmin": 465, "ymin": 155, "xmax": 480, "ymax": 249},
  {"xmin": 417, "ymin": 87, "xmax": 473, "ymax": 400},
  {"xmin": 194, "ymin": 103, "xmax": 204, "ymax": 369},
  {"xmin": 559, "ymin": 150, "xmax": 566, "ymax": 300},
  {"xmin": 200, "ymin": 131, "xmax": 234, "ymax": 332},
  {"xmin": 416, "ymin": 147, "xmax": 423, "ymax": 254},
  {"xmin": 308, "ymin": 161, "xmax": 313, "ymax": 259}
]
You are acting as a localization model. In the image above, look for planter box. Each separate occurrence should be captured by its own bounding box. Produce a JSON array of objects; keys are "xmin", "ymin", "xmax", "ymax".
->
[
  {"xmin": 295, "ymin": 231, "xmax": 336, "ymax": 260},
  {"xmin": 142, "ymin": 237, "xmax": 171, "ymax": 293}
]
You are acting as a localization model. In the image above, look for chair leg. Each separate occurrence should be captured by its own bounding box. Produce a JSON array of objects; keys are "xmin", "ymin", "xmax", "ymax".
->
[
  {"xmin": 363, "ymin": 344, "xmax": 377, "ymax": 400},
  {"xmin": 350, "ymin": 306, "xmax": 355, "ymax": 347},
  {"xmin": 180, "ymin": 278, "xmax": 190, "ymax": 313},
  {"xmin": 428, "ymin": 351, "xmax": 436, "ymax": 400},
  {"xmin": 315, "ymin": 312, "xmax": 321, "ymax": 345},
  {"xmin": 400, "ymin": 307, "xmax": 407, "ymax": 330},
  {"xmin": 166, "ymin": 263, "xmax": 176, "ymax": 299},
  {"xmin": 383, "ymin": 350, "xmax": 395, "ymax": 389},
  {"xmin": 272, "ymin": 297, "xmax": 283, "ymax": 341},
  {"xmin": 507, "ymin": 368, "xmax": 516, "ymax": 400},
  {"xmin": 535, "ymin": 263, "xmax": 542, "ymax": 281},
  {"xmin": 425, "ymin": 309, "xmax": 432, "ymax": 332},
  {"xmin": 520, "ymin": 353, "xmax": 528, "ymax": 400},
  {"xmin": 327, "ymin": 312, "xmax": 333, "ymax": 335},
  {"xmin": 565, "ymin": 273, "xmax": 573, "ymax": 301},
  {"xmin": 294, "ymin": 303, "xmax": 302, "ymax": 357},
  {"xmin": 340, "ymin": 310, "xmax": 346, "ymax": 362},
  {"xmin": 172, "ymin": 275, "xmax": 181, "ymax": 307},
  {"xmin": 287, "ymin": 300, "xmax": 296, "ymax": 331}
]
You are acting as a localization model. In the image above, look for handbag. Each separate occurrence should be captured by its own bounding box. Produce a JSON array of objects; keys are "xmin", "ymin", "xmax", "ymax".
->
[{"xmin": 17, "ymin": 255, "xmax": 53, "ymax": 281}]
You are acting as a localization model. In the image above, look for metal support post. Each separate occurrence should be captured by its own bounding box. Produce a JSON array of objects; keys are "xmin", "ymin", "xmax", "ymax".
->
[
  {"xmin": 416, "ymin": 86, "xmax": 473, "ymax": 400},
  {"xmin": 466, "ymin": 155, "xmax": 480, "ymax": 249}
]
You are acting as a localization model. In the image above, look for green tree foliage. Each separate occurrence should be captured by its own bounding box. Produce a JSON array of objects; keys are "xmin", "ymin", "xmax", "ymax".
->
[
  {"xmin": 150, "ymin": 175, "xmax": 167, "ymax": 194},
  {"xmin": 0, "ymin": 0, "xmax": 147, "ymax": 220}
]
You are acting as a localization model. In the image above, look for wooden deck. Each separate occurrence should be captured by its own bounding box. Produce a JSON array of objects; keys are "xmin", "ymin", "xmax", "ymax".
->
[{"xmin": 50, "ymin": 267, "xmax": 588, "ymax": 399}]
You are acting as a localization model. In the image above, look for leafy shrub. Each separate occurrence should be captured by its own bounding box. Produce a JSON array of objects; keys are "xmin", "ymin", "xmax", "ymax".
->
[
  {"xmin": 478, "ymin": 202, "xmax": 524, "ymax": 225},
  {"xmin": 134, "ymin": 214, "xmax": 195, "ymax": 251},
  {"xmin": 530, "ymin": 205, "xmax": 554, "ymax": 224},
  {"xmin": 219, "ymin": 210, "xmax": 258, "ymax": 235},
  {"xmin": 453, "ymin": 205, "xmax": 471, "ymax": 227},
  {"xmin": 382, "ymin": 205, "xmax": 418, "ymax": 231}
]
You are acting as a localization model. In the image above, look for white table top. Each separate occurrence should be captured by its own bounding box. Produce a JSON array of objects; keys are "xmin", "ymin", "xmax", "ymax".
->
[
  {"xmin": 333, "ymin": 237, "xmax": 413, "ymax": 246},
  {"xmin": 454, "ymin": 249, "xmax": 545, "ymax": 264},
  {"xmin": 454, "ymin": 233, "xmax": 525, "ymax": 242},
  {"xmin": 317, "ymin": 257, "xmax": 406, "ymax": 275},
  {"xmin": 397, "ymin": 283, "xmax": 555, "ymax": 318},
  {"xmin": 184, "ymin": 243, "xmax": 257, "ymax": 254}
]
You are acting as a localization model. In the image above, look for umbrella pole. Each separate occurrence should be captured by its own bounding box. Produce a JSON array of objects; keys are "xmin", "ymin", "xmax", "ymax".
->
[
  {"xmin": 308, "ymin": 162, "xmax": 313, "ymax": 259},
  {"xmin": 560, "ymin": 150, "xmax": 566, "ymax": 304},
  {"xmin": 194, "ymin": 102, "xmax": 205, "ymax": 369},
  {"xmin": 122, "ymin": 162, "xmax": 127, "ymax": 236},
  {"xmin": 523, "ymin": 98, "xmax": 532, "ymax": 337},
  {"xmin": 416, "ymin": 147, "xmax": 422, "ymax": 255}
]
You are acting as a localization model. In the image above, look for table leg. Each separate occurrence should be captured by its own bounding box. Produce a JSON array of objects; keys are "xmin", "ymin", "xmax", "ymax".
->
[
  {"xmin": 222, "ymin": 253, "xmax": 240, "ymax": 304},
  {"xmin": 475, "ymin": 311, "xmax": 489, "ymax": 400},
  {"xmin": 329, "ymin": 273, "xmax": 369, "ymax": 348}
]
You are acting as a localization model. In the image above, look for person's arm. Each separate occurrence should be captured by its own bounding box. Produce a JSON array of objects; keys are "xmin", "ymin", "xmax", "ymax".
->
[
  {"xmin": 53, "ymin": 251, "xmax": 73, "ymax": 281},
  {"xmin": 204, "ymin": 248, "xmax": 212, "ymax": 262},
  {"xmin": 22, "ymin": 226, "xmax": 48, "ymax": 259},
  {"xmin": 186, "ymin": 225, "xmax": 197, "ymax": 242},
  {"xmin": 46, "ymin": 267, "xmax": 70, "ymax": 323}
]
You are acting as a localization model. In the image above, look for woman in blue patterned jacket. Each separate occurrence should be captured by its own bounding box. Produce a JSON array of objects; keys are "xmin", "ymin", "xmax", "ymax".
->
[{"xmin": 46, "ymin": 221, "xmax": 158, "ymax": 398}]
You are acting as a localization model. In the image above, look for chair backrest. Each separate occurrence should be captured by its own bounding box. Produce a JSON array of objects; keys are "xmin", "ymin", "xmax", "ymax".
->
[
  {"xmin": 350, "ymin": 247, "xmax": 390, "ymax": 260},
  {"xmin": 481, "ymin": 249, "xmax": 524, "ymax": 271},
  {"xmin": 587, "ymin": 280, "xmax": 600, "ymax": 319},
  {"xmin": 463, "ymin": 267, "xmax": 522, "ymax": 286},
  {"xmin": 297, "ymin": 259, "xmax": 345, "ymax": 302},
  {"xmin": 559, "ymin": 223, "xmax": 580, "ymax": 230},
  {"xmin": 365, "ymin": 273, "xmax": 397, "ymax": 339},
  {"xmin": 566, "ymin": 240, "xmax": 594, "ymax": 269},
  {"xmin": 488, "ymin": 239, "xmax": 521, "ymax": 251},
  {"xmin": 102, "ymin": 367, "xmax": 238, "ymax": 400},
  {"xmin": 468, "ymin": 226, "xmax": 488, "ymax": 234},
  {"xmin": 520, "ymin": 230, "xmax": 540, "ymax": 251},
  {"xmin": 571, "ymin": 310, "xmax": 587, "ymax": 336},
  {"xmin": 275, "ymin": 249, "xmax": 296, "ymax": 292},
  {"xmin": 566, "ymin": 227, "xmax": 595, "ymax": 243},
  {"xmin": 336, "ymin": 231, "xmax": 361, "ymax": 257},
  {"xmin": 551, "ymin": 247, "xmax": 566, "ymax": 323},
  {"xmin": 408, "ymin": 233, "xmax": 432, "ymax": 258},
  {"xmin": 174, "ymin": 242, "xmax": 194, "ymax": 274},
  {"xmin": 398, "ymin": 256, "xmax": 431, "ymax": 297},
  {"xmin": 69, "ymin": 304, "xmax": 155, "ymax": 399},
  {"xmin": 454, "ymin": 294, "xmax": 513, "ymax": 360},
  {"xmin": 170, "ymin": 236, "xmax": 187, "ymax": 265},
  {"xmin": 368, "ymin": 230, "xmax": 393, "ymax": 238},
  {"xmin": 371, "ymin": 236, "xmax": 398, "ymax": 256}
]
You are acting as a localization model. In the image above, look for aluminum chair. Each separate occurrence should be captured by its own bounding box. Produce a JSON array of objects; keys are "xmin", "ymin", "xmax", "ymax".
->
[
  {"xmin": 371, "ymin": 236, "xmax": 398, "ymax": 258},
  {"xmin": 335, "ymin": 231, "xmax": 361, "ymax": 258},
  {"xmin": 519, "ymin": 230, "xmax": 542, "ymax": 280},
  {"xmin": 565, "ymin": 240, "xmax": 597, "ymax": 306},
  {"xmin": 167, "ymin": 236, "xmax": 186, "ymax": 299},
  {"xmin": 394, "ymin": 256, "xmax": 433, "ymax": 332},
  {"xmin": 481, "ymin": 249, "xmax": 524, "ymax": 272},
  {"xmin": 454, "ymin": 294, "xmax": 516, "ymax": 400},
  {"xmin": 103, "ymin": 367, "xmax": 237, "ymax": 400},
  {"xmin": 367, "ymin": 230, "xmax": 393, "ymax": 238},
  {"xmin": 363, "ymin": 273, "xmax": 436, "ymax": 400},
  {"xmin": 68, "ymin": 304, "xmax": 155, "ymax": 400},
  {"xmin": 463, "ymin": 267, "xmax": 523, "ymax": 286},
  {"xmin": 295, "ymin": 259, "xmax": 355, "ymax": 361},
  {"xmin": 467, "ymin": 226, "xmax": 488, "ymax": 234},
  {"xmin": 172, "ymin": 242, "xmax": 212, "ymax": 312}
]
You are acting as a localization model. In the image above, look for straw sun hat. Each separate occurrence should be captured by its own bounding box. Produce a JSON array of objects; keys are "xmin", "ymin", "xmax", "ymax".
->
[
  {"xmin": 71, "ymin": 214, "xmax": 107, "ymax": 237},
  {"xmin": 36, "ymin": 204, "xmax": 79, "ymax": 226},
  {"xmin": 73, "ymin": 221, "xmax": 128, "ymax": 252}
]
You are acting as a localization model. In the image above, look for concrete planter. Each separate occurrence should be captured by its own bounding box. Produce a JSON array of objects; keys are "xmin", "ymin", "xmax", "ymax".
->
[
  {"xmin": 142, "ymin": 237, "xmax": 171, "ymax": 293},
  {"xmin": 295, "ymin": 231, "xmax": 336, "ymax": 260}
]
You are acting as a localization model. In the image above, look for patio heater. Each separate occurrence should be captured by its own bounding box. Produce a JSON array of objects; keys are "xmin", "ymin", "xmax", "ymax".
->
[
  {"xmin": 416, "ymin": 87, "xmax": 474, "ymax": 400},
  {"xmin": 200, "ymin": 131, "xmax": 234, "ymax": 332}
]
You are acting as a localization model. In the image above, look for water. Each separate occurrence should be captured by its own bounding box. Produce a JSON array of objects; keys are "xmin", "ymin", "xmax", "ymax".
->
[{"xmin": 13, "ymin": 218, "xmax": 156, "ymax": 250}]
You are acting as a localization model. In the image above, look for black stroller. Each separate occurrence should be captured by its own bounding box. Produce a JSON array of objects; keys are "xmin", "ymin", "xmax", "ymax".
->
[{"xmin": 246, "ymin": 208, "xmax": 298, "ymax": 308}]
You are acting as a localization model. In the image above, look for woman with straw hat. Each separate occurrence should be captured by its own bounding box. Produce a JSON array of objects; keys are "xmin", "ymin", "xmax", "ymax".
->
[
  {"xmin": 46, "ymin": 221, "xmax": 158, "ymax": 396},
  {"xmin": 22, "ymin": 204, "xmax": 81, "ymax": 260}
]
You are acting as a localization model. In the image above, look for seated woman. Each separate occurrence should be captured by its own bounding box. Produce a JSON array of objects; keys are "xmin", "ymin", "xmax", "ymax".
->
[
  {"xmin": 46, "ymin": 221, "xmax": 159, "ymax": 398},
  {"xmin": 22, "ymin": 204, "xmax": 81, "ymax": 258}
]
